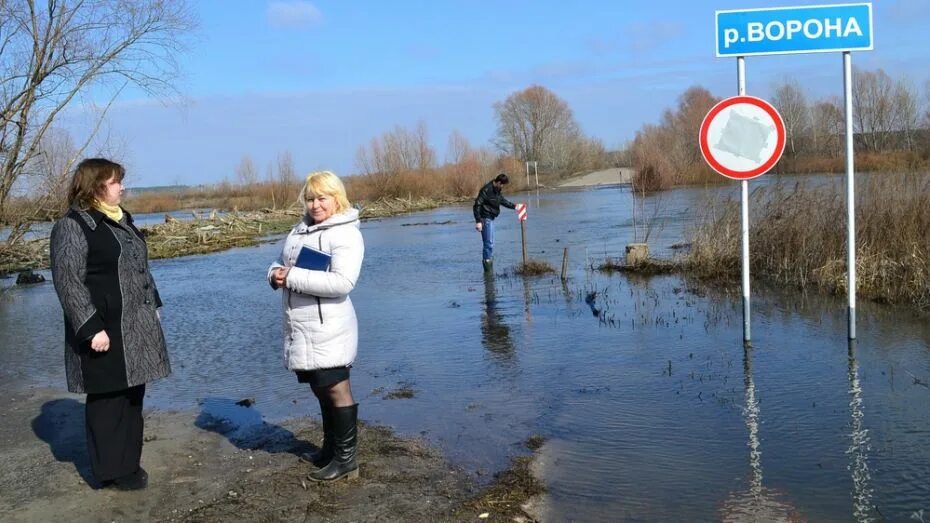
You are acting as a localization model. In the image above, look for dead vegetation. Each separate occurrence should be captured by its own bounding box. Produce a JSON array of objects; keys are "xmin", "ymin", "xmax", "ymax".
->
[
  {"xmin": 515, "ymin": 259, "xmax": 556, "ymax": 276},
  {"xmin": 0, "ymin": 194, "xmax": 470, "ymax": 275},
  {"xmin": 359, "ymin": 196, "xmax": 466, "ymax": 219},
  {"xmin": 688, "ymin": 172, "xmax": 930, "ymax": 311},
  {"xmin": 631, "ymin": 69, "xmax": 930, "ymax": 193},
  {"xmin": 457, "ymin": 436, "xmax": 547, "ymax": 523},
  {"xmin": 597, "ymin": 256, "xmax": 680, "ymax": 275},
  {"xmin": 142, "ymin": 210, "xmax": 300, "ymax": 260},
  {"xmin": 383, "ymin": 383, "xmax": 416, "ymax": 400}
]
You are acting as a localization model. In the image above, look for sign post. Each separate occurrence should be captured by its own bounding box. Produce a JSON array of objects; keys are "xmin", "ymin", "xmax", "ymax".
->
[
  {"xmin": 700, "ymin": 95, "xmax": 786, "ymax": 343},
  {"xmin": 715, "ymin": 3, "xmax": 872, "ymax": 340},
  {"xmin": 739, "ymin": 57, "xmax": 750, "ymax": 344},
  {"xmin": 843, "ymin": 51, "xmax": 856, "ymax": 338},
  {"xmin": 516, "ymin": 203, "xmax": 528, "ymax": 265}
]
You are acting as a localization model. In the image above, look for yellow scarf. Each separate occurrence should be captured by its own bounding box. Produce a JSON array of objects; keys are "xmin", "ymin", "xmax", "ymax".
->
[{"xmin": 93, "ymin": 199, "xmax": 124, "ymax": 222}]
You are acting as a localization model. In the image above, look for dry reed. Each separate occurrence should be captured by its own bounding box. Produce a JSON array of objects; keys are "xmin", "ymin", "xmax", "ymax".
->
[
  {"xmin": 516, "ymin": 259, "xmax": 556, "ymax": 276},
  {"xmin": 688, "ymin": 172, "xmax": 930, "ymax": 310}
]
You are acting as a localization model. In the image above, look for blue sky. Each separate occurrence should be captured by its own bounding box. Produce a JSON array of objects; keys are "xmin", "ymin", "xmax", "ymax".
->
[{"xmin": 64, "ymin": 0, "xmax": 930, "ymax": 187}]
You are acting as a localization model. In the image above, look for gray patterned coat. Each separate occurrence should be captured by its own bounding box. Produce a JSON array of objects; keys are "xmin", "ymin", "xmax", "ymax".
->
[{"xmin": 50, "ymin": 206, "xmax": 170, "ymax": 394}]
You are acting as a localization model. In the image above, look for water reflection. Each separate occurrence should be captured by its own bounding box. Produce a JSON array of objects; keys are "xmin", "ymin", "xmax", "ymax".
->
[
  {"xmin": 721, "ymin": 344, "xmax": 797, "ymax": 522},
  {"xmin": 3, "ymin": 182, "xmax": 930, "ymax": 520},
  {"xmin": 481, "ymin": 272, "xmax": 514, "ymax": 361},
  {"xmin": 847, "ymin": 340, "xmax": 874, "ymax": 522},
  {"xmin": 521, "ymin": 274, "xmax": 534, "ymax": 323}
]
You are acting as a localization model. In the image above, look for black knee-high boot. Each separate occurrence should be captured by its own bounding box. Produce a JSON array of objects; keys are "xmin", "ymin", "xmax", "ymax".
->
[
  {"xmin": 304, "ymin": 404, "xmax": 334, "ymax": 467},
  {"xmin": 308, "ymin": 404, "xmax": 358, "ymax": 482}
]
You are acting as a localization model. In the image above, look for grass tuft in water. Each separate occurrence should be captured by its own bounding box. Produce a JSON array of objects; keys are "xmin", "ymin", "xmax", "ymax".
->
[
  {"xmin": 515, "ymin": 259, "xmax": 556, "ymax": 276},
  {"xmin": 688, "ymin": 173, "xmax": 930, "ymax": 311}
]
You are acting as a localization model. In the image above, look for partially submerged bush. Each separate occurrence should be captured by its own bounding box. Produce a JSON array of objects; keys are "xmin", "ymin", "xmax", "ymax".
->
[
  {"xmin": 688, "ymin": 173, "xmax": 930, "ymax": 310},
  {"xmin": 516, "ymin": 259, "xmax": 555, "ymax": 276}
]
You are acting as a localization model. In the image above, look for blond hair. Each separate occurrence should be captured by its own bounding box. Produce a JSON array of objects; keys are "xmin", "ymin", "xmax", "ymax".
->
[{"xmin": 299, "ymin": 170, "xmax": 350, "ymax": 213}]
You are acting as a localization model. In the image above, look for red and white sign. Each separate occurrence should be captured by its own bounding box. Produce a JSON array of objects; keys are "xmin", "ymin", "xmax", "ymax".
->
[
  {"xmin": 699, "ymin": 95, "xmax": 786, "ymax": 180},
  {"xmin": 515, "ymin": 203, "xmax": 527, "ymax": 222}
]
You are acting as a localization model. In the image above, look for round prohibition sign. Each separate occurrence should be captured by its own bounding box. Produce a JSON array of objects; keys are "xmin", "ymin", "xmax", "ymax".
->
[{"xmin": 699, "ymin": 95, "xmax": 786, "ymax": 180}]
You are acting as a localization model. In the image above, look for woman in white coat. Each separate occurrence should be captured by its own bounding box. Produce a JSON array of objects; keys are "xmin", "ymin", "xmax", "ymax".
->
[{"xmin": 268, "ymin": 171, "xmax": 364, "ymax": 482}]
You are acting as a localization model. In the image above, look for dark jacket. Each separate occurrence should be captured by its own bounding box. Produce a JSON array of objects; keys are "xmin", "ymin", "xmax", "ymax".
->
[
  {"xmin": 50, "ymin": 206, "xmax": 170, "ymax": 394},
  {"xmin": 473, "ymin": 181, "xmax": 515, "ymax": 222}
]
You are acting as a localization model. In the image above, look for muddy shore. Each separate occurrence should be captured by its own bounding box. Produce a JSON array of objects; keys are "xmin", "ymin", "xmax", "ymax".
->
[{"xmin": 0, "ymin": 387, "xmax": 545, "ymax": 522}]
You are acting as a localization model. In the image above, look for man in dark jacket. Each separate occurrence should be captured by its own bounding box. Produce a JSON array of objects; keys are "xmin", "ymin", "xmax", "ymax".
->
[{"xmin": 473, "ymin": 173, "xmax": 516, "ymax": 271}]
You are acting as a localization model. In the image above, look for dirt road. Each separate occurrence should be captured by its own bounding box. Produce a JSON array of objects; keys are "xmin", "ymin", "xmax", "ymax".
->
[{"xmin": 558, "ymin": 167, "xmax": 633, "ymax": 187}]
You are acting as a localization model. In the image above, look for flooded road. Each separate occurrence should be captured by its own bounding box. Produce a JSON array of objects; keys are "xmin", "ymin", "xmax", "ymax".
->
[{"xmin": 2, "ymin": 179, "xmax": 928, "ymax": 521}]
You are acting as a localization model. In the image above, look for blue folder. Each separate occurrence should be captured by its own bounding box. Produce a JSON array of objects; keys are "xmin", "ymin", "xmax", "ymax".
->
[{"xmin": 295, "ymin": 246, "xmax": 332, "ymax": 271}]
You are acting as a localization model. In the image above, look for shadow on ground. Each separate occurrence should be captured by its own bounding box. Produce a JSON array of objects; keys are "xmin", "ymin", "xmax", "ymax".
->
[
  {"xmin": 31, "ymin": 398, "xmax": 96, "ymax": 487},
  {"xmin": 194, "ymin": 397, "xmax": 317, "ymax": 457}
]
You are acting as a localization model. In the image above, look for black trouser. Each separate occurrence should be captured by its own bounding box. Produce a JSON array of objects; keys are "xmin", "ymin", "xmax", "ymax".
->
[{"xmin": 85, "ymin": 384, "xmax": 145, "ymax": 482}]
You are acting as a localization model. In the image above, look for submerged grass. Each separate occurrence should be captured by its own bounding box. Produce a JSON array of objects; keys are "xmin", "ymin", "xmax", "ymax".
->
[
  {"xmin": 688, "ymin": 172, "xmax": 930, "ymax": 311},
  {"xmin": 515, "ymin": 259, "xmax": 556, "ymax": 276},
  {"xmin": 458, "ymin": 436, "xmax": 547, "ymax": 522}
]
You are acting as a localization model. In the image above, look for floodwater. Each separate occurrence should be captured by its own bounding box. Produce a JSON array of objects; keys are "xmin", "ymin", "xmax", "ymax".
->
[
  {"xmin": 1, "ymin": 177, "xmax": 928, "ymax": 521},
  {"xmin": 0, "ymin": 208, "xmax": 219, "ymax": 242}
]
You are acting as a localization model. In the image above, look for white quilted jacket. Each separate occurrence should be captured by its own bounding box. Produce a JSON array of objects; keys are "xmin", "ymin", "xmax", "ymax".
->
[{"xmin": 267, "ymin": 208, "xmax": 364, "ymax": 371}]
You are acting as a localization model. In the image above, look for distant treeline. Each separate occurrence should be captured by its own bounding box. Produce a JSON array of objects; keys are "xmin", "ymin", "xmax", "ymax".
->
[
  {"xmin": 632, "ymin": 67, "xmax": 930, "ymax": 191},
  {"xmin": 2, "ymin": 85, "xmax": 626, "ymax": 226}
]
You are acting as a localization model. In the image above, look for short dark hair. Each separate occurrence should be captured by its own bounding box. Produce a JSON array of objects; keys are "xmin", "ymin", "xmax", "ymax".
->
[
  {"xmin": 68, "ymin": 158, "xmax": 125, "ymax": 209},
  {"xmin": 494, "ymin": 173, "xmax": 509, "ymax": 184}
]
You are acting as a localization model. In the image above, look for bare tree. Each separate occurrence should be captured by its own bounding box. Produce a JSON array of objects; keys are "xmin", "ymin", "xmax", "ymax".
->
[
  {"xmin": 235, "ymin": 155, "xmax": 257, "ymax": 186},
  {"xmin": 772, "ymin": 78, "xmax": 811, "ymax": 157},
  {"xmin": 810, "ymin": 99, "xmax": 844, "ymax": 158},
  {"xmin": 631, "ymin": 86, "xmax": 717, "ymax": 190},
  {"xmin": 277, "ymin": 150, "xmax": 297, "ymax": 184},
  {"xmin": 924, "ymin": 79, "xmax": 930, "ymax": 127},
  {"xmin": 893, "ymin": 77, "xmax": 919, "ymax": 151},
  {"xmin": 566, "ymin": 136, "xmax": 608, "ymax": 174},
  {"xmin": 922, "ymin": 79, "xmax": 930, "ymax": 154},
  {"xmin": 445, "ymin": 129, "xmax": 471, "ymax": 165},
  {"xmin": 493, "ymin": 85, "xmax": 580, "ymax": 172},
  {"xmin": 412, "ymin": 121, "xmax": 434, "ymax": 172},
  {"xmin": 274, "ymin": 149, "xmax": 299, "ymax": 207},
  {"xmin": 355, "ymin": 122, "xmax": 435, "ymax": 176},
  {"xmin": 5, "ymin": 127, "xmax": 78, "ymax": 239},
  {"xmin": 853, "ymin": 68, "xmax": 897, "ymax": 151},
  {"xmin": 0, "ymin": 0, "xmax": 196, "ymax": 231}
]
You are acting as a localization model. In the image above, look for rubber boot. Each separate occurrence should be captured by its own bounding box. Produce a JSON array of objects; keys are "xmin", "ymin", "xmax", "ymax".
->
[
  {"xmin": 308, "ymin": 404, "xmax": 359, "ymax": 482},
  {"xmin": 303, "ymin": 405, "xmax": 334, "ymax": 467}
]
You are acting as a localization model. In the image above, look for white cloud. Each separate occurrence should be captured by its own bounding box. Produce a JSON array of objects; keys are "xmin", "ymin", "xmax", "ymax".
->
[{"xmin": 267, "ymin": 1, "xmax": 322, "ymax": 29}]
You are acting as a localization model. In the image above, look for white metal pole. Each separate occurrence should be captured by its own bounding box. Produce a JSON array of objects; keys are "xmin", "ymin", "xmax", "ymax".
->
[
  {"xmin": 525, "ymin": 161, "xmax": 530, "ymax": 186},
  {"xmin": 843, "ymin": 52, "xmax": 857, "ymax": 339},
  {"xmin": 534, "ymin": 161, "xmax": 539, "ymax": 188},
  {"xmin": 738, "ymin": 56, "xmax": 750, "ymax": 344}
]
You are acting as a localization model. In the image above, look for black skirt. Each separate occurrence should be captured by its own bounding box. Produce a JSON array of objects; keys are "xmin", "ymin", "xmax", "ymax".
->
[{"xmin": 295, "ymin": 366, "xmax": 350, "ymax": 388}]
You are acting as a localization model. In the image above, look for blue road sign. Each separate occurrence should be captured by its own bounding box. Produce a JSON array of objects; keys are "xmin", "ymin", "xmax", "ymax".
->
[{"xmin": 716, "ymin": 3, "xmax": 872, "ymax": 57}]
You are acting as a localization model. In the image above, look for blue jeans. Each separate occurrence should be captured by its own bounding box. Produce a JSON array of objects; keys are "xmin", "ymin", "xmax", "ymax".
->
[{"xmin": 480, "ymin": 218, "xmax": 494, "ymax": 261}]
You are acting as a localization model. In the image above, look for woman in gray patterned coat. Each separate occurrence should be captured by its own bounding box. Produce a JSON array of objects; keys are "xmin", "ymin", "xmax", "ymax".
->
[{"xmin": 50, "ymin": 158, "xmax": 170, "ymax": 490}]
